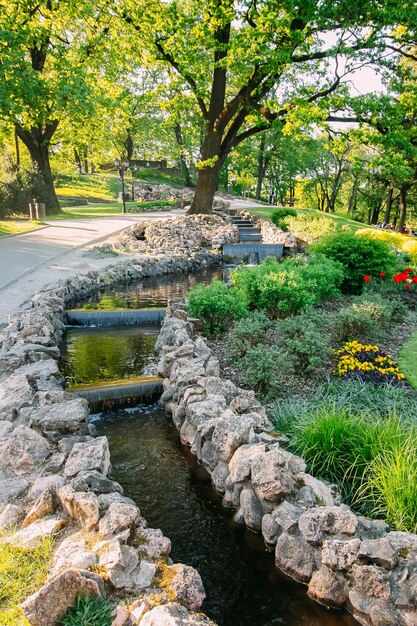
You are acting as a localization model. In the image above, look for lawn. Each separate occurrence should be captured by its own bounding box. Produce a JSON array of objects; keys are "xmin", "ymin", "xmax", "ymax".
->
[
  {"xmin": 0, "ymin": 219, "xmax": 42, "ymax": 237},
  {"xmin": 49, "ymin": 200, "xmax": 177, "ymax": 220},
  {"xmin": 55, "ymin": 173, "xmax": 120, "ymax": 203},
  {"xmin": 399, "ymin": 330, "xmax": 417, "ymax": 389},
  {"xmin": 246, "ymin": 205, "xmax": 378, "ymax": 233}
]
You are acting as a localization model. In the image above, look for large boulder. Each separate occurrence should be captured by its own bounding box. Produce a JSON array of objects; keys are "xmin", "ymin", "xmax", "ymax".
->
[
  {"xmin": 25, "ymin": 398, "xmax": 89, "ymax": 436},
  {"xmin": 163, "ymin": 563, "xmax": 206, "ymax": 611},
  {"xmin": 140, "ymin": 602, "xmax": 216, "ymax": 626},
  {"xmin": 308, "ymin": 565, "xmax": 349, "ymax": 608},
  {"xmin": 22, "ymin": 569, "xmax": 103, "ymax": 626},
  {"xmin": 0, "ymin": 425, "xmax": 50, "ymax": 478},
  {"xmin": 58, "ymin": 485, "xmax": 100, "ymax": 529},
  {"xmin": 298, "ymin": 506, "xmax": 358, "ymax": 545},
  {"xmin": 63, "ymin": 437, "xmax": 110, "ymax": 478},
  {"xmin": 251, "ymin": 449, "xmax": 297, "ymax": 502}
]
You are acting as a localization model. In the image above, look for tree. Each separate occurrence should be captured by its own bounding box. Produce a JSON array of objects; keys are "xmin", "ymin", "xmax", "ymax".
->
[
  {"xmin": 0, "ymin": 0, "xmax": 112, "ymax": 213},
  {"xmin": 120, "ymin": 0, "xmax": 417, "ymax": 214}
]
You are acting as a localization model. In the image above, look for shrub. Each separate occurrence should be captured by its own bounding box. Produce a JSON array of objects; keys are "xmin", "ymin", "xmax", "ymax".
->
[
  {"xmin": 0, "ymin": 160, "xmax": 49, "ymax": 217},
  {"xmin": 227, "ymin": 311, "xmax": 272, "ymax": 360},
  {"xmin": 336, "ymin": 294, "xmax": 408, "ymax": 342},
  {"xmin": 358, "ymin": 228, "xmax": 417, "ymax": 264},
  {"xmin": 314, "ymin": 231, "xmax": 398, "ymax": 294},
  {"xmin": 283, "ymin": 213, "xmax": 337, "ymax": 244},
  {"xmin": 0, "ymin": 534, "xmax": 53, "ymax": 625},
  {"xmin": 270, "ymin": 208, "xmax": 297, "ymax": 230},
  {"xmin": 241, "ymin": 344, "xmax": 292, "ymax": 398},
  {"xmin": 188, "ymin": 280, "xmax": 248, "ymax": 336},
  {"xmin": 275, "ymin": 310, "xmax": 332, "ymax": 375},
  {"xmin": 230, "ymin": 254, "xmax": 343, "ymax": 318},
  {"xmin": 354, "ymin": 291, "xmax": 407, "ymax": 323},
  {"xmin": 58, "ymin": 595, "xmax": 114, "ymax": 626}
]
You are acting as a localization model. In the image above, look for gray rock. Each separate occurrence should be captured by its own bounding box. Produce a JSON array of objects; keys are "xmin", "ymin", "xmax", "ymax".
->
[
  {"xmin": 0, "ymin": 503, "xmax": 25, "ymax": 530},
  {"xmin": 0, "ymin": 425, "xmax": 50, "ymax": 478},
  {"xmin": 228, "ymin": 443, "xmax": 266, "ymax": 483},
  {"xmin": 6, "ymin": 517, "xmax": 66, "ymax": 547},
  {"xmin": 22, "ymin": 490, "xmax": 55, "ymax": 527},
  {"xmin": 272, "ymin": 501, "xmax": 302, "ymax": 534},
  {"xmin": 262, "ymin": 513, "xmax": 280, "ymax": 545},
  {"xmin": 98, "ymin": 492, "xmax": 136, "ymax": 514},
  {"xmin": 210, "ymin": 413, "xmax": 262, "ymax": 462},
  {"xmin": 51, "ymin": 532, "xmax": 98, "ymax": 576},
  {"xmin": 297, "ymin": 473, "xmax": 334, "ymax": 506},
  {"xmin": 321, "ymin": 538, "xmax": 361, "ymax": 571},
  {"xmin": 140, "ymin": 602, "xmax": 215, "ymax": 625},
  {"xmin": 298, "ymin": 506, "xmax": 358, "ymax": 545},
  {"xmin": 251, "ymin": 450, "xmax": 296, "ymax": 502},
  {"xmin": 0, "ymin": 373, "xmax": 33, "ymax": 420},
  {"xmin": 165, "ymin": 563, "xmax": 206, "ymax": 611},
  {"xmin": 351, "ymin": 564, "xmax": 391, "ymax": 600},
  {"xmin": 71, "ymin": 470, "xmax": 123, "ymax": 495},
  {"xmin": 58, "ymin": 484, "xmax": 99, "ymax": 529},
  {"xmin": 308, "ymin": 565, "xmax": 348, "ymax": 607},
  {"xmin": 26, "ymin": 398, "xmax": 89, "ymax": 436},
  {"xmin": 211, "ymin": 461, "xmax": 229, "ymax": 494},
  {"xmin": 275, "ymin": 531, "xmax": 319, "ymax": 582},
  {"xmin": 358, "ymin": 538, "xmax": 398, "ymax": 569},
  {"xmin": 137, "ymin": 528, "xmax": 171, "ymax": 559},
  {"xmin": 98, "ymin": 502, "xmax": 141, "ymax": 537},
  {"xmin": 64, "ymin": 436, "xmax": 110, "ymax": 477},
  {"xmin": 0, "ymin": 476, "xmax": 29, "ymax": 506},
  {"xmin": 240, "ymin": 488, "xmax": 263, "ymax": 532},
  {"xmin": 22, "ymin": 568, "xmax": 103, "ymax": 626},
  {"xmin": 29, "ymin": 475, "xmax": 65, "ymax": 500}
]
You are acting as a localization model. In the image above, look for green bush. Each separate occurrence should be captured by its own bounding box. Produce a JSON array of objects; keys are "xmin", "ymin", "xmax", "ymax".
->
[
  {"xmin": 335, "ymin": 293, "xmax": 407, "ymax": 342},
  {"xmin": 230, "ymin": 255, "xmax": 343, "ymax": 318},
  {"xmin": 314, "ymin": 231, "xmax": 398, "ymax": 294},
  {"xmin": 241, "ymin": 344, "xmax": 292, "ymax": 399},
  {"xmin": 283, "ymin": 214, "xmax": 337, "ymax": 244},
  {"xmin": 275, "ymin": 309, "xmax": 332, "ymax": 375},
  {"xmin": 270, "ymin": 208, "xmax": 297, "ymax": 231},
  {"xmin": 58, "ymin": 595, "xmax": 114, "ymax": 626},
  {"xmin": 227, "ymin": 311, "xmax": 272, "ymax": 360},
  {"xmin": 0, "ymin": 164, "xmax": 48, "ymax": 217},
  {"xmin": 188, "ymin": 280, "xmax": 248, "ymax": 336}
]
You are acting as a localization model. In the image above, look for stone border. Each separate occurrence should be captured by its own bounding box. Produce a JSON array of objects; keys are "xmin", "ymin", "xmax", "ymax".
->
[
  {"xmin": 0, "ymin": 249, "xmax": 220, "ymax": 626},
  {"xmin": 156, "ymin": 305, "xmax": 417, "ymax": 626}
]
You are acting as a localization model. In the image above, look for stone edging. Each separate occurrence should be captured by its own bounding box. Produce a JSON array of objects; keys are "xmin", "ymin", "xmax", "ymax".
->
[
  {"xmin": 0, "ymin": 251, "xmax": 220, "ymax": 626},
  {"xmin": 156, "ymin": 305, "xmax": 417, "ymax": 626}
]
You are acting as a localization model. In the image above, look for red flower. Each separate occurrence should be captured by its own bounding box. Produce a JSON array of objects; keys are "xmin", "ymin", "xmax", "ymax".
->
[
  {"xmin": 393, "ymin": 275, "xmax": 402, "ymax": 283},
  {"xmin": 406, "ymin": 267, "xmax": 413, "ymax": 273},
  {"xmin": 405, "ymin": 283, "xmax": 411, "ymax": 289},
  {"xmin": 412, "ymin": 276, "xmax": 417, "ymax": 283},
  {"xmin": 363, "ymin": 275, "xmax": 371, "ymax": 281},
  {"xmin": 379, "ymin": 272, "xmax": 386, "ymax": 277},
  {"xmin": 398, "ymin": 272, "xmax": 409, "ymax": 281}
]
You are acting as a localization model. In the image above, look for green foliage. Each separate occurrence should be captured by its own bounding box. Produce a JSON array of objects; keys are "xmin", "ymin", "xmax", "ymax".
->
[
  {"xmin": 0, "ymin": 163, "xmax": 48, "ymax": 217},
  {"xmin": 269, "ymin": 379, "xmax": 417, "ymax": 531},
  {"xmin": 314, "ymin": 231, "xmax": 398, "ymax": 294},
  {"xmin": 335, "ymin": 303, "xmax": 381, "ymax": 342},
  {"xmin": 241, "ymin": 345, "xmax": 291, "ymax": 399},
  {"xmin": 0, "ymin": 534, "xmax": 53, "ymax": 625},
  {"xmin": 227, "ymin": 311, "xmax": 272, "ymax": 360},
  {"xmin": 58, "ymin": 595, "xmax": 114, "ymax": 626},
  {"xmin": 230, "ymin": 255, "xmax": 343, "ymax": 318},
  {"xmin": 283, "ymin": 213, "xmax": 338, "ymax": 243},
  {"xmin": 399, "ymin": 329, "xmax": 417, "ymax": 390},
  {"xmin": 188, "ymin": 280, "xmax": 248, "ymax": 336},
  {"xmin": 270, "ymin": 208, "xmax": 297, "ymax": 231},
  {"xmin": 275, "ymin": 310, "xmax": 332, "ymax": 375}
]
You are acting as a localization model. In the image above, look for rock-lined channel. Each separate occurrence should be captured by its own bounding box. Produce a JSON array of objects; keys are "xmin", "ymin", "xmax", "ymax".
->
[
  {"xmin": 94, "ymin": 406, "xmax": 358, "ymax": 626},
  {"xmin": 63, "ymin": 272, "xmax": 358, "ymax": 626}
]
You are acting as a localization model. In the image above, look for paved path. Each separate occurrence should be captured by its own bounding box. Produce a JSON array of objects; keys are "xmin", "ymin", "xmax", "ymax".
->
[{"xmin": 0, "ymin": 212, "xmax": 183, "ymax": 291}]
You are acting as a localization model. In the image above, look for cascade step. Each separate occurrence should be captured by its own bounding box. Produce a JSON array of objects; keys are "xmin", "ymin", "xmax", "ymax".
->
[
  {"xmin": 65, "ymin": 308, "xmax": 166, "ymax": 327},
  {"xmin": 239, "ymin": 234, "xmax": 262, "ymax": 242},
  {"xmin": 73, "ymin": 376, "xmax": 163, "ymax": 413},
  {"xmin": 238, "ymin": 228, "xmax": 261, "ymax": 234},
  {"xmin": 223, "ymin": 243, "xmax": 283, "ymax": 265},
  {"xmin": 234, "ymin": 221, "xmax": 254, "ymax": 227}
]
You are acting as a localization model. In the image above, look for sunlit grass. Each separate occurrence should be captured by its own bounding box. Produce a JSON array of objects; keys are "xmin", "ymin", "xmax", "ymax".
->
[
  {"xmin": 0, "ymin": 219, "xmax": 41, "ymax": 237},
  {"xmin": 399, "ymin": 330, "xmax": 417, "ymax": 390},
  {"xmin": 0, "ymin": 534, "xmax": 53, "ymax": 625},
  {"xmin": 49, "ymin": 200, "xmax": 176, "ymax": 220}
]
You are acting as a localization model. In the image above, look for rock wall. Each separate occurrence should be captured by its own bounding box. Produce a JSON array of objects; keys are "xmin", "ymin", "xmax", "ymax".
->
[
  {"xmin": 132, "ymin": 182, "xmax": 194, "ymax": 203},
  {"xmin": 0, "ymin": 254, "xmax": 221, "ymax": 626},
  {"xmin": 156, "ymin": 306, "xmax": 417, "ymax": 626},
  {"xmin": 113, "ymin": 214, "xmax": 239, "ymax": 256}
]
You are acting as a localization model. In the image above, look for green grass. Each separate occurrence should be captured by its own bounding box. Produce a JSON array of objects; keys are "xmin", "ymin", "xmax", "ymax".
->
[
  {"xmin": 55, "ymin": 174, "xmax": 120, "ymax": 202},
  {"xmin": 49, "ymin": 200, "xmax": 176, "ymax": 220},
  {"xmin": 269, "ymin": 379, "xmax": 417, "ymax": 532},
  {"xmin": 0, "ymin": 219, "xmax": 42, "ymax": 237},
  {"xmin": 246, "ymin": 205, "xmax": 377, "ymax": 234},
  {"xmin": 399, "ymin": 330, "xmax": 417, "ymax": 389},
  {"xmin": 58, "ymin": 595, "xmax": 114, "ymax": 626},
  {"xmin": 0, "ymin": 534, "xmax": 53, "ymax": 625}
]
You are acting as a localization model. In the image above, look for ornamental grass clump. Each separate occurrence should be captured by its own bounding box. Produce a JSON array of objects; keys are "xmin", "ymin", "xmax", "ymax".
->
[{"xmin": 335, "ymin": 340, "xmax": 406, "ymax": 385}]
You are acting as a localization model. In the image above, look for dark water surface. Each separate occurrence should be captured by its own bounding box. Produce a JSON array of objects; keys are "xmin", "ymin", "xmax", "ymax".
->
[
  {"xmin": 74, "ymin": 267, "xmax": 223, "ymax": 311},
  {"xmin": 94, "ymin": 407, "xmax": 358, "ymax": 626},
  {"xmin": 60, "ymin": 326, "xmax": 158, "ymax": 388}
]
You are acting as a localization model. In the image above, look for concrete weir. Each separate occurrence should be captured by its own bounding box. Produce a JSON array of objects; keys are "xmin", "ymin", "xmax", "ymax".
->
[
  {"xmin": 222, "ymin": 243, "xmax": 284, "ymax": 264},
  {"xmin": 65, "ymin": 308, "xmax": 166, "ymax": 327},
  {"xmin": 73, "ymin": 376, "xmax": 163, "ymax": 412}
]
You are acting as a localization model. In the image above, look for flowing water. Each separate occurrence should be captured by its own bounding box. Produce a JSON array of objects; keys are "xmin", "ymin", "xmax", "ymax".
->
[{"xmin": 94, "ymin": 407, "xmax": 358, "ymax": 626}]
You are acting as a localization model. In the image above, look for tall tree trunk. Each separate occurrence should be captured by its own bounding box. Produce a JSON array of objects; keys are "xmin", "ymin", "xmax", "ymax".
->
[
  {"xmin": 74, "ymin": 148, "xmax": 82, "ymax": 173},
  {"xmin": 14, "ymin": 130, "xmax": 20, "ymax": 169},
  {"xmin": 384, "ymin": 187, "xmax": 394, "ymax": 223},
  {"xmin": 125, "ymin": 130, "xmax": 134, "ymax": 162},
  {"xmin": 397, "ymin": 184, "xmax": 409, "ymax": 232},
  {"xmin": 326, "ymin": 167, "xmax": 343, "ymax": 213},
  {"xmin": 370, "ymin": 199, "xmax": 382, "ymax": 224},
  {"xmin": 174, "ymin": 123, "xmax": 192, "ymax": 187},
  {"xmin": 348, "ymin": 175, "xmax": 359, "ymax": 218},
  {"xmin": 83, "ymin": 151, "xmax": 88, "ymax": 175},
  {"xmin": 255, "ymin": 134, "xmax": 266, "ymax": 200},
  {"xmin": 188, "ymin": 130, "xmax": 222, "ymax": 215},
  {"xmin": 15, "ymin": 122, "xmax": 61, "ymax": 214}
]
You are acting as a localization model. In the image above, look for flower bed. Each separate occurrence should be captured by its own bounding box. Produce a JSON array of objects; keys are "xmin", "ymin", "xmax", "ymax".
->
[{"xmin": 335, "ymin": 340, "xmax": 406, "ymax": 385}]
